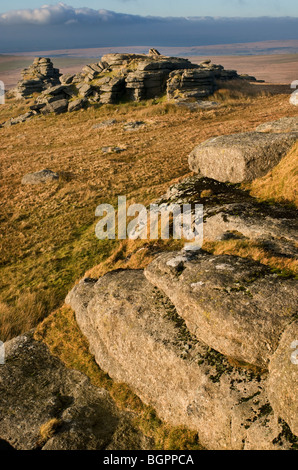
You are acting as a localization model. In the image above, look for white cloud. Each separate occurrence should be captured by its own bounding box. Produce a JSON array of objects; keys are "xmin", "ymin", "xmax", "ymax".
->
[{"xmin": 0, "ymin": 2, "xmax": 143, "ymax": 25}]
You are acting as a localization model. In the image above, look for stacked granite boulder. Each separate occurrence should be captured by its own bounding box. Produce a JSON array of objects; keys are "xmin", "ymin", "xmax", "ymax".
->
[
  {"xmin": 198, "ymin": 59, "xmax": 238, "ymax": 80},
  {"xmin": 13, "ymin": 58, "xmax": 61, "ymax": 100},
  {"xmin": 124, "ymin": 55, "xmax": 197, "ymax": 101}
]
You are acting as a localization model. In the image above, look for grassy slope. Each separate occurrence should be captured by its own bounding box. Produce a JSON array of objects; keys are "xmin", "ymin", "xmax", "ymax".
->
[
  {"xmin": 1, "ymin": 82, "xmax": 297, "ymax": 340},
  {"xmin": 1, "ymin": 83, "xmax": 298, "ymax": 449}
]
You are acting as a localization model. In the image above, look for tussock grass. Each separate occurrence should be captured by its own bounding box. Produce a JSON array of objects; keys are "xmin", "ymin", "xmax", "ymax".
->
[
  {"xmin": 0, "ymin": 291, "xmax": 57, "ymax": 342},
  {"xmin": 38, "ymin": 418, "xmax": 62, "ymax": 445},
  {"xmin": 244, "ymin": 142, "xmax": 298, "ymax": 207},
  {"xmin": 34, "ymin": 306, "xmax": 203, "ymax": 450},
  {"xmin": 213, "ymin": 79, "xmax": 272, "ymax": 103}
]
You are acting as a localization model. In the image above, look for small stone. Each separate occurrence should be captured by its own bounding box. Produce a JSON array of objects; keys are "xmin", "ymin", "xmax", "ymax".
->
[{"xmin": 21, "ymin": 169, "xmax": 59, "ymax": 185}]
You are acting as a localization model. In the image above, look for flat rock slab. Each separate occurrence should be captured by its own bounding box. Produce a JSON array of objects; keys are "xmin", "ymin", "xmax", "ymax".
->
[
  {"xmin": 175, "ymin": 100, "xmax": 219, "ymax": 110},
  {"xmin": 21, "ymin": 169, "xmax": 59, "ymax": 185},
  {"xmin": 68, "ymin": 98, "xmax": 86, "ymax": 113},
  {"xmin": 0, "ymin": 332, "xmax": 148, "ymax": 450},
  {"xmin": 101, "ymin": 146, "xmax": 126, "ymax": 154},
  {"xmin": 144, "ymin": 251, "xmax": 298, "ymax": 368},
  {"xmin": 267, "ymin": 321, "xmax": 298, "ymax": 436},
  {"xmin": 93, "ymin": 119, "xmax": 117, "ymax": 129},
  {"xmin": 157, "ymin": 176, "xmax": 298, "ymax": 246},
  {"xmin": 188, "ymin": 132, "xmax": 297, "ymax": 183},
  {"xmin": 123, "ymin": 121, "xmax": 146, "ymax": 132},
  {"xmin": 256, "ymin": 116, "xmax": 298, "ymax": 133},
  {"xmin": 41, "ymin": 99, "xmax": 69, "ymax": 115},
  {"xmin": 66, "ymin": 270, "xmax": 295, "ymax": 450}
]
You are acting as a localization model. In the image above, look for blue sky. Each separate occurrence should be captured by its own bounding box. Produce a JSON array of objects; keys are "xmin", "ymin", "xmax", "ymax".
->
[{"xmin": 1, "ymin": 0, "xmax": 298, "ymax": 17}]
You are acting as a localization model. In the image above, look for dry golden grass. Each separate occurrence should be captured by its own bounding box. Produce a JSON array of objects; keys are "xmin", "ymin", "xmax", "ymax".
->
[
  {"xmin": 203, "ymin": 239, "xmax": 298, "ymax": 277},
  {"xmin": 244, "ymin": 142, "xmax": 298, "ymax": 207},
  {"xmin": 0, "ymin": 83, "xmax": 297, "ymax": 342},
  {"xmin": 0, "ymin": 290, "xmax": 57, "ymax": 341},
  {"xmin": 38, "ymin": 418, "xmax": 62, "ymax": 445},
  {"xmin": 85, "ymin": 238, "xmax": 185, "ymax": 279}
]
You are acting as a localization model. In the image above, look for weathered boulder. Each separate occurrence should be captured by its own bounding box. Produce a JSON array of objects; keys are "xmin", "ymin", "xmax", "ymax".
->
[
  {"xmin": 123, "ymin": 121, "xmax": 146, "ymax": 132},
  {"xmin": 0, "ymin": 332, "xmax": 149, "ymax": 450},
  {"xmin": 175, "ymin": 100, "xmax": 219, "ymax": 111},
  {"xmin": 92, "ymin": 119, "xmax": 117, "ymax": 129},
  {"xmin": 144, "ymin": 251, "xmax": 298, "ymax": 368},
  {"xmin": 68, "ymin": 98, "xmax": 86, "ymax": 113},
  {"xmin": 149, "ymin": 48, "xmax": 161, "ymax": 57},
  {"xmin": 41, "ymin": 99, "xmax": 69, "ymax": 115},
  {"xmin": 66, "ymin": 270, "xmax": 296, "ymax": 450},
  {"xmin": 256, "ymin": 116, "xmax": 298, "ymax": 134},
  {"xmin": 167, "ymin": 69, "xmax": 216, "ymax": 101},
  {"xmin": 60, "ymin": 73, "xmax": 75, "ymax": 85},
  {"xmin": 188, "ymin": 132, "xmax": 297, "ymax": 183},
  {"xmin": 21, "ymin": 169, "xmax": 59, "ymax": 185},
  {"xmin": 267, "ymin": 321, "xmax": 298, "ymax": 436},
  {"xmin": 77, "ymin": 83, "xmax": 93, "ymax": 98},
  {"xmin": 101, "ymin": 146, "xmax": 126, "ymax": 154}
]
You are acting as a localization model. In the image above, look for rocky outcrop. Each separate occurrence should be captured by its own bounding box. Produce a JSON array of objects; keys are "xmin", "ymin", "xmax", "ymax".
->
[
  {"xmin": 13, "ymin": 58, "xmax": 61, "ymax": 100},
  {"xmin": 188, "ymin": 132, "xmax": 297, "ymax": 183},
  {"xmin": 66, "ymin": 269, "xmax": 297, "ymax": 450},
  {"xmin": 0, "ymin": 332, "xmax": 150, "ymax": 450},
  {"xmin": 5, "ymin": 51, "xmax": 253, "ymax": 125}
]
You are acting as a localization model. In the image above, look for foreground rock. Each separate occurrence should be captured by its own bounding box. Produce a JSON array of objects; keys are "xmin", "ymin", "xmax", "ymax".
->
[
  {"xmin": 0, "ymin": 332, "xmax": 149, "ymax": 450},
  {"xmin": 189, "ymin": 132, "xmax": 297, "ymax": 183},
  {"xmin": 21, "ymin": 169, "xmax": 59, "ymax": 185},
  {"xmin": 267, "ymin": 321, "xmax": 298, "ymax": 436},
  {"xmin": 66, "ymin": 270, "xmax": 296, "ymax": 450},
  {"xmin": 145, "ymin": 251, "xmax": 297, "ymax": 369}
]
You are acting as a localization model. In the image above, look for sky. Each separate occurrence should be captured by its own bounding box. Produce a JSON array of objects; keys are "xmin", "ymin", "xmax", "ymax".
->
[
  {"xmin": 1, "ymin": 0, "xmax": 298, "ymax": 17},
  {"xmin": 0, "ymin": 2, "xmax": 298, "ymax": 53}
]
